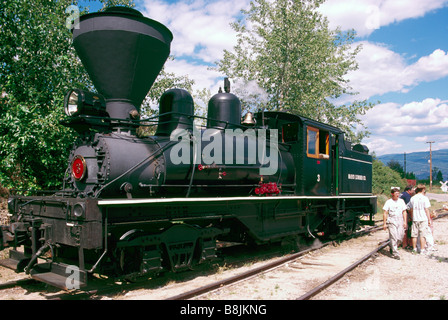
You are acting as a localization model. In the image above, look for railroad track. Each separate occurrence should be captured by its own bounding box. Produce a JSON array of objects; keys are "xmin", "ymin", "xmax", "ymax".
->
[
  {"xmin": 0, "ymin": 224, "xmax": 382, "ymax": 300},
  {"xmin": 165, "ymin": 224, "xmax": 386, "ymax": 300},
  {"xmin": 2, "ymin": 211, "xmax": 447, "ymax": 300},
  {"xmin": 166, "ymin": 211, "xmax": 448, "ymax": 301},
  {"xmin": 297, "ymin": 239, "xmax": 389, "ymax": 300}
]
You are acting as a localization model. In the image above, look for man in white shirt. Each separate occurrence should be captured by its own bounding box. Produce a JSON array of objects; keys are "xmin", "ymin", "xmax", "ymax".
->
[
  {"xmin": 383, "ymin": 188, "xmax": 407, "ymax": 259},
  {"xmin": 407, "ymin": 184, "xmax": 432, "ymax": 254}
]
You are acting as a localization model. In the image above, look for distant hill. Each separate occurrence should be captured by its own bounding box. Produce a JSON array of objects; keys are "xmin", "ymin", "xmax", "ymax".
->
[{"xmin": 378, "ymin": 149, "xmax": 448, "ymax": 181}]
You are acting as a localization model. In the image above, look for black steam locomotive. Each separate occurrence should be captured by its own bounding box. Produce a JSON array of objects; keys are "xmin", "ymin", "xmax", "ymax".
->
[{"xmin": 0, "ymin": 7, "xmax": 376, "ymax": 289}]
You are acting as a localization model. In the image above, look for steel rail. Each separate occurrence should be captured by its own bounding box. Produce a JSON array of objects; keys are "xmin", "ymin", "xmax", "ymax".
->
[
  {"xmin": 165, "ymin": 223, "xmax": 385, "ymax": 300},
  {"xmin": 297, "ymin": 211, "xmax": 448, "ymax": 300},
  {"xmin": 165, "ymin": 242, "xmax": 331, "ymax": 300},
  {"xmin": 296, "ymin": 240, "xmax": 390, "ymax": 300}
]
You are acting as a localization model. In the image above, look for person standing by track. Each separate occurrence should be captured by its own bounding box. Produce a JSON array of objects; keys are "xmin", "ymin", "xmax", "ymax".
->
[
  {"xmin": 400, "ymin": 186, "xmax": 414, "ymax": 249},
  {"xmin": 408, "ymin": 185, "xmax": 432, "ymax": 254},
  {"xmin": 383, "ymin": 188, "xmax": 407, "ymax": 259}
]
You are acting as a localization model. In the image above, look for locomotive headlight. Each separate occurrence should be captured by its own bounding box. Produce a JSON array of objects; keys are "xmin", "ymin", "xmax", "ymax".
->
[
  {"xmin": 73, "ymin": 203, "xmax": 85, "ymax": 218},
  {"xmin": 65, "ymin": 89, "xmax": 81, "ymax": 116},
  {"xmin": 64, "ymin": 89, "xmax": 107, "ymax": 117}
]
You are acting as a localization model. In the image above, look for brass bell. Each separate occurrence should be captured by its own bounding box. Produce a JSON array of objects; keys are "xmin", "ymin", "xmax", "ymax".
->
[{"xmin": 242, "ymin": 112, "xmax": 256, "ymax": 126}]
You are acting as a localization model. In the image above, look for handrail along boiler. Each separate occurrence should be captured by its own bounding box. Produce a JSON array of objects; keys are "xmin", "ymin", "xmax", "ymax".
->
[{"xmin": 0, "ymin": 7, "xmax": 376, "ymax": 289}]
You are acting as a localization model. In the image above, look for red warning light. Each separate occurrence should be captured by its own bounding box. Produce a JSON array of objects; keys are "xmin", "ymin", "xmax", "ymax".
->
[{"xmin": 72, "ymin": 155, "xmax": 87, "ymax": 181}]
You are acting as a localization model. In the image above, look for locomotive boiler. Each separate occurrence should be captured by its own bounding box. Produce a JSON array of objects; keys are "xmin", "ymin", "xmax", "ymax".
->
[{"xmin": 0, "ymin": 7, "xmax": 376, "ymax": 289}]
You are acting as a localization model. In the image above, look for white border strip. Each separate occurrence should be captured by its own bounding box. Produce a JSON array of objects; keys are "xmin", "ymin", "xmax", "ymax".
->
[
  {"xmin": 340, "ymin": 156, "xmax": 372, "ymax": 165},
  {"xmin": 98, "ymin": 195, "xmax": 377, "ymax": 206}
]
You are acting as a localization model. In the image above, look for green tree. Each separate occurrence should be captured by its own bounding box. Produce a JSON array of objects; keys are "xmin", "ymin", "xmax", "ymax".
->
[
  {"xmin": 0, "ymin": 0, "xmax": 193, "ymax": 190},
  {"xmin": 216, "ymin": 0, "xmax": 375, "ymax": 142},
  {"xmin": 138, "ymin": 57, "xmax": 196, "ymax": 137},
  {"xmin": 0, "ymin": 0, "xmax": 91, "ymax": 190},
  {"xmin": 387, "ymin": 160, "xmax": 404, "ymax": 177},
  {"xmin": 142, "ymin": 57, "xmax": 195, "ymax": 117},
  {"xmin": 99, "ymin": 0, "xmax": 135, "ymax": 9},
  {"xmin": 433, "ymin": 167, "xmax": 443, "ymax": 182},
  {"xmin": 386, "ymin": 159, "xmax": 416, "ymax": 180},
  {"xmin": 372, "ymin": 159, "xmax": 406, "ymax": 195},
  {"xmin": 405, "ymin": 171, "xmax": 416, "ymax": 180}
]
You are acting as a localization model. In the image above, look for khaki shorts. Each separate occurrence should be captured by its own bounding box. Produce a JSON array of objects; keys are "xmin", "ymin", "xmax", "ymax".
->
[{"xmin": 411, "ymin": 221, "xmax": 429, "ymax": 238}]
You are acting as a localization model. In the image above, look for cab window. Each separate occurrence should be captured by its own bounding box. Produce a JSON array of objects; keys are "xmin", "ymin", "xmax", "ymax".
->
[
  {"xmin": 307, "ymin": 126, "xmax": 329, "ymax": 159},
  {"xmin": 282, "ymin": 122, "xmax": 298, "ymax": 143}
]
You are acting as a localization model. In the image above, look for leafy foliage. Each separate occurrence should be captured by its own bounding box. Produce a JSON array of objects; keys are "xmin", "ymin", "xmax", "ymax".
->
[
  {"xmin": 216, "ymin": 0, "xmax": 375, "ymax": 142},
  {"xmin": 433, "ymin": 167, "xmax": 444, "ymax": 182},
  {"xmin": 372, "ymin": 159, "xmax": 407, "ymax": 195},
  {"xmin": 0, "ymin": 0, "xmax": 92, "ymax": 190},
  {"xmin": 387, "ymin": 159, "xmax": 416, "ymax": 180},
  {"xmin": 0, "ymin": 0, "xmax": 193, "ymax": 190}
]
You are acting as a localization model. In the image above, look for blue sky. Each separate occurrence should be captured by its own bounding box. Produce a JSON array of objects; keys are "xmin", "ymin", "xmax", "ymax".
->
[{"xmin": 81, "ymin": 0, "xmax": 448, "ymax": 156}]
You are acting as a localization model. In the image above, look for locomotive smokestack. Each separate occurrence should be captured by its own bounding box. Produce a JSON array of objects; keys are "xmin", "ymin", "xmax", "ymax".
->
[{"xmin": 72, "ymin": 7, "xmax": 173, "ymax": 120}]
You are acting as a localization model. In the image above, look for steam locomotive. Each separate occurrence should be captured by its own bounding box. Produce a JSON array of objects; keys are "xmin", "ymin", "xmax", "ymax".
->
[{"xmin": 0, "ymin": 7, "xmax": 376, "ymax": 289}]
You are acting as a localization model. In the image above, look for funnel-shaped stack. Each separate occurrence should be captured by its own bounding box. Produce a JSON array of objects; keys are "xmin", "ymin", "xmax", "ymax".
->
[{"xmin": 73, "ymin": 7, "xmax": 173, "ymax": 120}]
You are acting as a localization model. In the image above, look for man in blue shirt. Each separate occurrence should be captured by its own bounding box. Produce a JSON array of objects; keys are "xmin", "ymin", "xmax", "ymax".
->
[{"xmin": 400, "ymin": 186, "xmax": 414, "ymax": 248}]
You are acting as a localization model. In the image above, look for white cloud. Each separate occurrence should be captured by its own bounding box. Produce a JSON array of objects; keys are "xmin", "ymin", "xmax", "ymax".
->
[
  {"xmin": 323, "ymin": 1, "xmax": 448, "ymax": 157},
  {"xmin": 134, "ymin": 0, "xmax": 448, "ymax": 158},
  {"xmin": 320, "ymin": 0, "xmax": 448, "ymax": 37},
  {"xmin": 361, "ymin": 98, "xmax": 448, "ymax": 155},
  {"xmin": 140, "ymin": 0, "xmax": 250, "ymax": 93},
  {"xmin": 163, "ymin": 58, "xmax": 224, "ymax": 93},
  {"xmin": 338, "ymin": 42, "xmax": 448, "ymax": 103},
  {"xmin": 414, "ymin": 136, "xmax": 430, "ymax": 143},
  {"xmin": 364, "ymin": 137, "xmax": 403, "ymax": 156},
  {"xmin": 140, "ymin": 0, "xmax": 448, "ymax": 99},
  {"xmin": 363, "ymin": 98, "xmax": 448, "ymax": 134},
  {"xmin": 437, "ymin": 140, "xmax": 448, "ymax": 149},
  {"xmin": 141, "ymin": 0, "xmax": 249, "ymax": 63},
  {"xmin": 404, "ymin": 49, "xmax": 448, "ymax": 83}
]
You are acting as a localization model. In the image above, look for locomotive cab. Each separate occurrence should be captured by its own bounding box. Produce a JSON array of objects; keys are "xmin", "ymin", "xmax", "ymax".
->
[
  {"xmin": 254, "ymin": 111, "xmax": 372, "ymax": 197},
  {"xmin": 254, "ymin": 112, "xmax": 341, "ymax": 196}
]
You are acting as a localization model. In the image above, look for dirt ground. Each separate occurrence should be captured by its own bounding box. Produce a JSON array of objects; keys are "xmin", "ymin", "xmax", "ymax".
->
[
  {"xmin": 315, "ymin": 216, "xmax": 448, "ymax": 300},
  {"xmin": 185, "ymin": 214, "xmax": 448, "ymax": 301},
  {"xmin": 316, "ymin": 194, "xmax": 448, "ymax": 300}
]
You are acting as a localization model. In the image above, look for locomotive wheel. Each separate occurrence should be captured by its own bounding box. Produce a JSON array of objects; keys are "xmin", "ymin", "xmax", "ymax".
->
[
  {"xmin": 116, "ymin": 246, "xmax": 143, "ymax": 277},
  {"xmin": 113, "ymin": 229, "xmax": 145, "ymax": 277}
]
